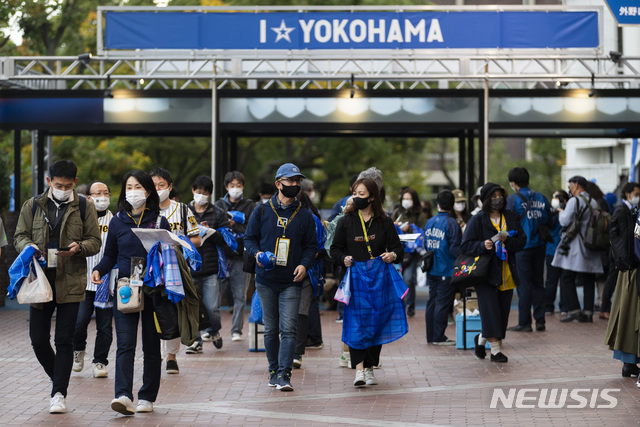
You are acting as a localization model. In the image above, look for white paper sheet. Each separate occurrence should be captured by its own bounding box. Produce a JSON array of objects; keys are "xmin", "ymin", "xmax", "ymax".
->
[
  {"xmin": 197, "ymin": 224, "xmax": 217, "ymax": 244},
  {"xmin": 398, "ymin": 233, "xmax": 421, "ymax": 242},
  {"xmin": 131, "ymin": 229, "xmax": 192, "ymax": 252}
]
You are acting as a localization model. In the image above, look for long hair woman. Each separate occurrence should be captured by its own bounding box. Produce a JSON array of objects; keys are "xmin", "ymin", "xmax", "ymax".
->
[
  {"xmin": 330, "ymin": 177, "xmax": 406, "ymax": 387},
  {"xmin": 91, "ymin": 170, "xmax": 171, "ymax": 415},
  {"xmin": 460, "ymin": 182, "xmax": 526, "ymax": 363}
]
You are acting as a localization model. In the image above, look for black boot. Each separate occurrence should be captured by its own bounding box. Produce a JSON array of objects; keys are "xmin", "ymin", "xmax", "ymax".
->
[{"xmin": 622, "ymin": 363, "xmax": 640, "ymax": 377}]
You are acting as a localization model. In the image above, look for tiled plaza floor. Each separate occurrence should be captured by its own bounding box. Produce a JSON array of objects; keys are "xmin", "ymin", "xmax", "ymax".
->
[{"xmin": 0, "ymin": 301, "xmax": 638, "ymax": 426}]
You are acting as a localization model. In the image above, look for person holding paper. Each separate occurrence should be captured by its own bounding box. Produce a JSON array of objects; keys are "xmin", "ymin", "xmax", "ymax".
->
[
  {"xmin": 14, "ymin": 160, "xmax": 101, "ymax": 414},
  {"xmin": 244, "ymin": 163, "xmax": 317, "ymax": 392},
  {"xmin": 330, "ymin": 177, "xmax": 405, "ymax": 387},
  {"xmin": 91, "ymin": 170, "xmax": 171, "ymax": 416},
  {"xmin": 460, "ymin": 183, "xmax": 526, "ymax": 363}
]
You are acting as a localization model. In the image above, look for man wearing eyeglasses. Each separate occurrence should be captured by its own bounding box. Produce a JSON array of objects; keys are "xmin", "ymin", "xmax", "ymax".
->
[
  {"xmin": 72, "ymin": 181, "xmax": 115, "ymax": 379},
  {"xmin": 244, "ymin": 163, "xmax": 317, "ymax": 392}
]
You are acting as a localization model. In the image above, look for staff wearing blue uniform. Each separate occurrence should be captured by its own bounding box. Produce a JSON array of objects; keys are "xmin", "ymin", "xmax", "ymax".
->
[
  {"xmin": 505, "ymin": 167, "xmax": 549, "ymax": 332},
  {"xmin": 424, "ymin": 190, "xmax": 461, "ymax": 345},
  {"xmin": 244, "ymin": 163, "xmax": 317, "ymax": 392}
]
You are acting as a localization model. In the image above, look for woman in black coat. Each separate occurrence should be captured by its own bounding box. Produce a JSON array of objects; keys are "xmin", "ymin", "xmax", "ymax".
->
[{"xmin": 460, "ymin": 182, "xmax": 526, "ymax": 363}]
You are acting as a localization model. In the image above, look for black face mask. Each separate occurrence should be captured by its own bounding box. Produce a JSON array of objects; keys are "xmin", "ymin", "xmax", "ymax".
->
[
  {"xmin": 353, "ymin": 197, "xmax": 372, "ymax": 210},
  {"xmin": 490, "ymin": 198, "xmax": 505, "ymax": 210},
  {"xmin": 279, "ymin": 184, "xmax": 300, "ymax": 199}
]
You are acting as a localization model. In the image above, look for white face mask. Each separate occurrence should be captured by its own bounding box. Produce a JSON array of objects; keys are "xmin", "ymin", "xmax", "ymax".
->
[
  {"xmin": 551, "ymin": 198, "xmax": 560, "ymax": 209},
  {"xmin": 401, "ymin": 199, "xmax": 413, "ymax": 210},
  {"xmin": 261, "ymin": 198, "xmax": 270, "ymax": 204},
  {"xmin": 228, "ymin": 188, "xmax": 243, "ymax": 200},
  {"xmin": 93, "ymin": 196, "xmax": 110, "ymax": 212},
  {"xmin": 193, "ymin": 193, "xmax": 209, "ymax": 206},
  {"xmin": 454, "ymin": 202, "xmax": 466, "ymax": 212},
  {"xmin": 631, "ymin": 196, "xmax": 640, "ymax": 206},
  {"xmin": 477, "ymin": 200, "xmax": 483, "ymax": 209},
  {"xmin": 126, "ymin": 190, "xmax": 147, "ymax": 209},
  {"xmin": 51, "ymin": 187, "xmax": 72, "ymax": 202},
  {"xmin": 157, "ymin": 188, "xmax": 170, "ymax": 203},
  {"xmin": 510, "ymin": 184, "xmax": 516, "ymax": 193}
]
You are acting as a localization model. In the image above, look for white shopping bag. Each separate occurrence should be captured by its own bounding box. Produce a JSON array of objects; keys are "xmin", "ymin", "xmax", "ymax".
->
[{"xmin": 17, "ymin": 256, "xmax": 53, "ymax": 304}]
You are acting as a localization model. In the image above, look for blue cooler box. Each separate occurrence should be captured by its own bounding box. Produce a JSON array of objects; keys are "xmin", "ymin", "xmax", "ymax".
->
[{"xmin": 455, "ymin": 313, "xmax": 489, "ymax": 350}]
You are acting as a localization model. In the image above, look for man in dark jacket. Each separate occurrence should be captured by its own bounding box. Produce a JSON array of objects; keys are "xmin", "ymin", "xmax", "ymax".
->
[
  {"xmin": 14, "ymin": 160, "xmax": 101, "ymax": 414},
  {"xmin": 186, "ymin": 176, "xmax": 231, "ymax": 353},
  {"xmin": 244, "ymin": 163, "xmax": 317, "ymax": 392},
  {"xmin": 506, "ymin": 167, "xmax": 550, "ymax": 332},
  {"xmin": 601, "ymin": 182, "xmax": 640, "ymax": 318},
  {"xmin": 214, "ymin": 171, "xmax": 256, "ymax": 342}
]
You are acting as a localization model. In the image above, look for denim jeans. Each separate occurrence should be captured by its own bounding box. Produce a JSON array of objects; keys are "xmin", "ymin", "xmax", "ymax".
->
[
  {"xmin": 255, "ymin": 281, "xmax": 301, "ymax": 374},
  {"xmin": 425, "ymin": 275, "xmax": 455, "ymax": 342},
  {"xmin": 193, "ymin": 274, "xmax": 221, "ymax": 343},
  {"xmin": 73, "ymin": 290, "xmax": 114, "ymax": 365},
  {"xmin": 29, "ymin": 285, "xmax": 79, "ymax": 398},
  {"xmin": 112, "ymin": 294, "xmax": 161, "ymax": 402},
  {"xmin": 221, "ymin": 257, "xmax": 249, "ymax": 335},
  {"xmin": 544, "ymin": 254, "xmax": 564, "ymax": 313},
  {"xmin": 402, "ymin": 256, "xmax": 419, "ymax": 309},
  {"xmin": 514, "ymin": 245, "xmax": 547, "ymax": 326},
  {"xmin": 561, "ymin": 270, "xmax": 596, "ymax": 315}
]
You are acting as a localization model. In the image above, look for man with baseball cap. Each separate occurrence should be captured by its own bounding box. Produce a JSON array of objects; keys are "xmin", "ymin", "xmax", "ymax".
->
[{"xmin": 244, "ymin": 163, "xmax": 318, "ymax": 392}]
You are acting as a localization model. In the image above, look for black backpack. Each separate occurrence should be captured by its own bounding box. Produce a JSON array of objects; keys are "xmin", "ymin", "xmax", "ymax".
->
[
  {"xmin": 32, "ymin": 194, "xmax": 87, "ymax": 221},
  {"xmin": 578, "ymin": 194, "xmax": 611, "ymax": 252}
]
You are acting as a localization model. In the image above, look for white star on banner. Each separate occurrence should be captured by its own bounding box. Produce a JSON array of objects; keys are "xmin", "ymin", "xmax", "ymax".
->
[{"xmin": 271, "ymin": 19, "xmax": 295, "ymax": 43}]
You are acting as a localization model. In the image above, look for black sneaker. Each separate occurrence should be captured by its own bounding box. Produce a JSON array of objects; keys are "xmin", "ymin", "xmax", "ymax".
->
[
  {"xmin": 474, "ymin": 334, "xmax": 486, "ymax": 360},
  {"xmin": 166, "ymin": 359, "xmax": 179, "ymax": 374},
  {"xmin": 185, "ymin": 341, "xmax": 203, "ymax": 354},
  {"xmin": 490, "ymin": 352, "xmax": 508, "ymax": 363},
  {"xmin": 276, "ymin": 371, "xmax": 294, "ymax": 391},
  {"xmin": 268, "ymin": 370, "xmax": 278, "ymax": 387},
  {"xmin": 536, "ymin": 323, "xmax": 546, "ymax": 332},
  {"xmin": 212, "ymin": 333, "xmax": 223, "ymax": 349},
  {"xmin": 507, "ymin": 324, "xmax": 532, "ymax": 332},
  {"xmin": 407, "ymin": 306, "xmax": 415, "ymax": 317}
]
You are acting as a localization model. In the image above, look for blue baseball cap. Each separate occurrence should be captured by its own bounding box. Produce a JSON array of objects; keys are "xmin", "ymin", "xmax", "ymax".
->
[
  {"xmin": 275, "ymin": 163, "xmax": 306, "ymax": 181},
  {"xmin": 119, "ymin": 285, "xmax": 132, "ymax": 304}
]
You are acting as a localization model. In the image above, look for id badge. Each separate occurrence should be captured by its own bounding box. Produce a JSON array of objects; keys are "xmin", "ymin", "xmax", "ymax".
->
[
  {"xmin": 46, "ymin": 242, "xmax": 58, "ymax": 268},
  {"xmin": 275, "ymin": 238, "xmax": 290, "ymax": 267}
]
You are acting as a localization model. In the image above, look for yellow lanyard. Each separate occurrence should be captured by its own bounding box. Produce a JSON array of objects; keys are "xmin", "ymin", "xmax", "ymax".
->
[
  {"xmin": 358, "ymin": 211, "xmax": 375, "ymax": 259},
  {"xmin": 269, "ymin": 199, "xmax": 302, "ymax": 238},
  {"xmin": 127, "ymin": 209, "xmax": 146, "ymax": 228}
]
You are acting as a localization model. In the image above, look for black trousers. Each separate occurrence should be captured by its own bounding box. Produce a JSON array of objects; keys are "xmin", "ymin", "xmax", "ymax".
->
[{"xmin": 349, "ymin": 345, "xmax": 382, "ymax": 369}]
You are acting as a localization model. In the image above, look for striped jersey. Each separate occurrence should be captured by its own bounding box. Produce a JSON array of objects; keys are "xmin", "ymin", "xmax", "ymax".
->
[
  {"xmin": 86, "ymin": 210, "xmax": 114, "ymax": 292},
  {"xmin": 160, "ymin": 200, "xmax": 199, "ymax": 238}
]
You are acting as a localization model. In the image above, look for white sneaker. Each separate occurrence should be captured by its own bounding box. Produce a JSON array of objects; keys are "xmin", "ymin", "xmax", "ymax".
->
[
  {"xmin": 136, "ymin": 399, "xmax": 154, "ymax": 413},
  {"xmin": 353, "ymin": 369, "xmax": 366, "ymax": 387},
  {"xmin": 92, "ymin": 362, "xmax": 108, "ymax": 378},
  {"xmin": 231, "ymin": 333, "xmax": 243, "ymax": 342},
  {"xmin": 49, "ymin": 392, "xmax": 66, "ymax": 414},
  {"xmin": 111, "ymin": 396, "xmax": 135, "ymax": 415},
  {"xmin": 73, "ymin": 350, "xmax": 85, "ymax": 372},
  {"xmin": 201, "ymin": 331, "xmax": 212, "ymax": 341},
  {"xmin": 339, "ymin": 352, "xmax": 351, "ymax": 368},
  {"xmin": 364, "ymin": 367, "xmax": 378, "ymax": 385}
]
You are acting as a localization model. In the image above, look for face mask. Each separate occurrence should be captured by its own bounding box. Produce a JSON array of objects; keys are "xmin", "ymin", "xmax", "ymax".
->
[
  {"xmin": 93, "ymin": 196, "xmax": 110, "ymax": 212},
  {"xmin": 51, "ymin": 187, "xmax": 72, "ymax": 202},
  {"xmin": 157, "ymin": 188, "xmax": 170, "ymax": 203},
  {"xmin": 454, "ymin": 202, "xmax": 466, "ymax": 212},
  {"xmin": 490, "ymin": 198, "xmax": 505, "ymax": 210},
  {"xmin": 193, "ymin": 193, "xmax": 209, "ymax": 206},
  {"xmin": 126, "ymin": 190, "xmax": 147, "ymax": 209},
  {"xmin": 551, "ymin": 198, "xmax": 560, "ymax": 209},
  {"xmin": 261, "ymin": 198, "xmax": 270, "ymax": 204},
  {"xmin": 401, "ymin": 199, "xmax": 413, "ymax": 210},
  {"xmin": 477, "ymin": 200, "xmax": 483, "ymax": 209},
  {"xmin": 279, "ymin": 184, "xmax": 300, "ymax": 199},
  {"xmin": 228, "ymin": 188, "xmax": 243, "ymax": 200},
  {"xmin": 353, "ymin": 197, "xmax": 371, "ymax": 210},
  {"xmin": 631, "ymin": 196, "xmax": 640, "ymax": 206},
  {"xmin": 510, "ymin": 184, "xmax": 516, "ymax": 193}
]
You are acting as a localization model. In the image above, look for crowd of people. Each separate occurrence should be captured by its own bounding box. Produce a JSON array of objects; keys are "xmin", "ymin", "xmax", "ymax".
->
[{"xmin": 7, "ymin": 159, "xmax": 640, "ymax": 416}]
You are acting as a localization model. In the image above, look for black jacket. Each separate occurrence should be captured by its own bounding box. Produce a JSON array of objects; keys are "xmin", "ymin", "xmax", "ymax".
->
[
  {"xmin": 610, "ymin": 202, "xmax": 637, "ymax": 271},
  {"xmin": 460, "ymin": 209, "xmax": 527, "ymax": 287},
  {"xmin": 188, "ymin": 202, "xmax": 231, "ymax": 277}
]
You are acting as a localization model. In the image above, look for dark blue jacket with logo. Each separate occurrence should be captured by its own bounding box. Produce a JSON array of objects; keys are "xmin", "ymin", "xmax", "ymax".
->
[
  {"xmin": 424, "ymin": 212, "xmax": 461, "ymax": 277},
  {"xmin": 244, "ymin": 194, "xmax": 317, "ymax": 287},
  {"xmin": 506, "ymin": 187, "xmax": 550, "ymax": 250}
]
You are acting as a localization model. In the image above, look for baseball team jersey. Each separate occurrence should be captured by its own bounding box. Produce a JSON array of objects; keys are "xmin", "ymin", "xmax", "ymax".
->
[{"xmin": 160, "ymin": 200, "xmax": 199, "ymax": 238}]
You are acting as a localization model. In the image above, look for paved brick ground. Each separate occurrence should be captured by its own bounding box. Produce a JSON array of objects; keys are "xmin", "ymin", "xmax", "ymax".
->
[{"xmin": 0, "ymin": 300, "xmax": 638, "ymax": 426}]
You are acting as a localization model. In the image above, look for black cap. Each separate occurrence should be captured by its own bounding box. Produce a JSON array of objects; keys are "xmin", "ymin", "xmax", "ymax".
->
[{"xmin": 480, "ymin": 182, "xmax": 505, "ymax": 203}]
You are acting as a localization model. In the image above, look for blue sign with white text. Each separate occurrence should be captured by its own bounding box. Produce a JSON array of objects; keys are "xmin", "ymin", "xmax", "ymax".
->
[
  {"xmin": 104, "ymin": 11, "xmax": 599, "ymax": 50},
  {"xmin": 605, "ymin": 0, "xmax": 640, "ymax": 25}
]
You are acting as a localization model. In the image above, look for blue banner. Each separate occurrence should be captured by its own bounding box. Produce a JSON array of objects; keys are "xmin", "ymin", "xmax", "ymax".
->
[
  {"xmin": 605, "ymin": 0, "xmax": 640, "ymax": 25},
  {"xmin": 105, "ymin": 11, "xmax": 599, "ymax": 50}
]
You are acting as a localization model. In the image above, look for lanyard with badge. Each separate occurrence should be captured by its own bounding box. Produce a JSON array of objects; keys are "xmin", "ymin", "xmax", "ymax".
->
[
  {"xmin": 358, "ymin": 211, "xmax": 375, "ymax": 259},
  {"xmin": 269, "ymin": 199, "xmax": 302, "ymax": 266}
]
